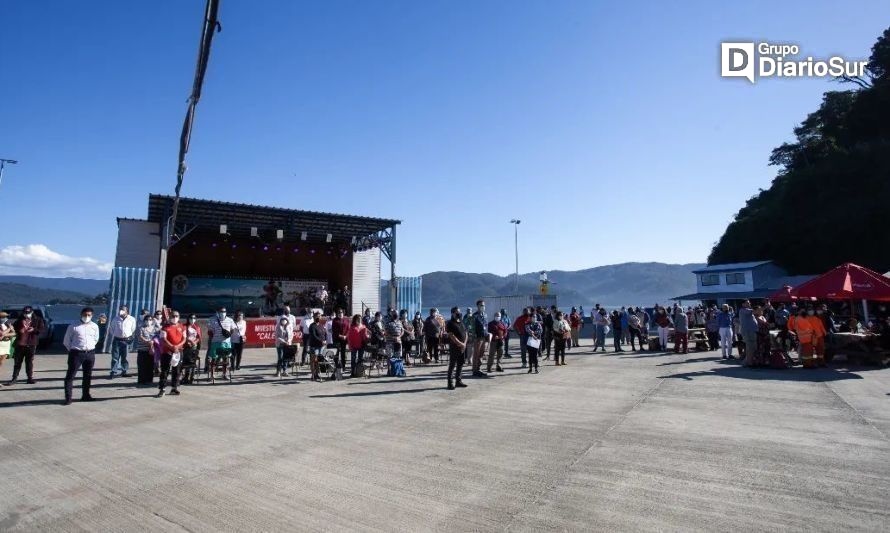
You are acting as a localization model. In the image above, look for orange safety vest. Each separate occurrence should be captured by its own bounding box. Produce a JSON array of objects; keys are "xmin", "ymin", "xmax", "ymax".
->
[{"xmin": 794, "ymin": 316, "xmax": 816, "ymax": 344}]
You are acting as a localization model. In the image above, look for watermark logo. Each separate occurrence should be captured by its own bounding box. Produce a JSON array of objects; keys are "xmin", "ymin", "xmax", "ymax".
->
[{"xmin": 720, "ymin": 41, "xmax": 867, "ymax": 83}]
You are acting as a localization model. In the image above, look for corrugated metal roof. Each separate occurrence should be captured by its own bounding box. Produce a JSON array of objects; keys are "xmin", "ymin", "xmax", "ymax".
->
[
  {"xmin": 147, "ymin": 194, "xmax": 399, "ymax": 244},
  {"xmin": 756, "ymin": 275, "xmax": 817, "ymax": 291},
  {"xmin": 673, "ymin": 289, "xmax": 777, "ymax": 301},
  {"xmin": 691, "ymin": 261, "xmax": 772, "ymax": 274}
]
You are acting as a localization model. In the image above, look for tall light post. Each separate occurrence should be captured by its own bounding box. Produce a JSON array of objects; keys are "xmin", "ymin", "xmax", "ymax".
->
[
  {"xmin": 510, "ymin": 219, "xmax": 521, "ymax": 293},
  {"xmin": 0, "ymin": 158, "xmax": 19, "ymax": 190}
]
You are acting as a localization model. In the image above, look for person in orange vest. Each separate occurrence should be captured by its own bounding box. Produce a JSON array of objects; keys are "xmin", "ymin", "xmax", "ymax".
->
[
  {"xmin": 807, "ymin": 307, "xmax": 827, "ymax": 367},
  {"xmin": 792, "ymin": 308, "xmax": 816, "ymax": 366}
]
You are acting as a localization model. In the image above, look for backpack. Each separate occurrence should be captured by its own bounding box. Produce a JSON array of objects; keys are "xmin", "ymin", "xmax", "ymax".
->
[{"xmin": 388, "ymin": 357, "xmax": 406, "ymax": 377}]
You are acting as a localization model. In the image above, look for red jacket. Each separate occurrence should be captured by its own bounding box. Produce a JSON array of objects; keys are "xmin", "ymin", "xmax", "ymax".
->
[
  {"xmin": 347, "ymin": 324, "xmax": 368, "ymax": 350},
  {"xmin": 513, "ymin": 315, "xmax": 529, "ymax": 336},
  {"xmin": 488, "ymin": 320, "xmax": 508, "ymax": 340}
]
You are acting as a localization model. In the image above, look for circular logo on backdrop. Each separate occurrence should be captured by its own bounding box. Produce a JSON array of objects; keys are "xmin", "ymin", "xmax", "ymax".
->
[{"xmin": 172, "ymin": 275, "xmax": 189, "ymax": 293}]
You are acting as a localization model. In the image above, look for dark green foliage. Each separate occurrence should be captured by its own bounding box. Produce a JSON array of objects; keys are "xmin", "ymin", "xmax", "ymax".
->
[{"xmin": 709, "ymin": 27, "xmax": 890, "ymax": 274}]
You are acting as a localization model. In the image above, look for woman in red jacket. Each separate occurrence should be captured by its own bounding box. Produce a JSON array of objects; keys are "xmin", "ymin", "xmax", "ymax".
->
[{"xmin": 346, "ymin": 314, "xmax": 369, "ymax": 377}]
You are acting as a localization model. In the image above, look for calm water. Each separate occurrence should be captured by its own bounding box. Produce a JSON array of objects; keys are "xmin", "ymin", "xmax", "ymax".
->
[{"xmin": 47, "ymin": 304, "xmax": 109, "ymax": 325}]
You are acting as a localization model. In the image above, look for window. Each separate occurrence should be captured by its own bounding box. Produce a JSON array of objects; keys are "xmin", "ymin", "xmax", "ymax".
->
[
  {"xmin": 701, "ymin": 274, "xmax": 720, "ymax": 286},
  {"xmin": 725, "ymin": 272, "xmax": 746, "ymax": 285}
]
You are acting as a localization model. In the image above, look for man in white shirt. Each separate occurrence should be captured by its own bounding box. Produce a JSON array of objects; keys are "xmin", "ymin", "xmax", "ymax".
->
[
  {"xmin": 300, "ymin": 308, "xmax": 313, "ymax": 365},
  {"xmin": 108, "ymin": 305, "xmax": 137, "ymax": 379},
  {"xmin": 62, "ymin": 307, "xmax": 101, "ymax": 405},
  {"xmin": 279, "ymin": 305, "xmax": 297, "ymax": 332}
]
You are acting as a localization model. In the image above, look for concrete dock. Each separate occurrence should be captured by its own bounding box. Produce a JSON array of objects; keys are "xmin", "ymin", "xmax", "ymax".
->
[{"xmin": 0, "ymin": 339, "xmax": 888, "ymax": 531}]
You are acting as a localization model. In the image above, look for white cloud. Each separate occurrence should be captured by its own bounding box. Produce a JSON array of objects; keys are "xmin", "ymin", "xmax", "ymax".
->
[{"xmin": 0, "ymin": 244, "xmax": 112, "ymax": 279}]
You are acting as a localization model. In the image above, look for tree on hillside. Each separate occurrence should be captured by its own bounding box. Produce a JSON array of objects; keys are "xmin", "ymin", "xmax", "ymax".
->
[{"xmin": 708, "ymin": 27, "xmax": 890, "ymax": 274}]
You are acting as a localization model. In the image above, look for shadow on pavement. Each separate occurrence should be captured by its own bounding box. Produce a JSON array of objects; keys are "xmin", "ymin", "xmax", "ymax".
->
[
  {"xmin": 0, "ymin": 394, "xmax": 159, "ymax": 408},
  {"xmin": 661, "ymin": 366, "xmax": 864, "ymax": 382},
  {"xmin": 309, "ymin": 387, "xmax": 441, "ymax": 399},
  {"xmin": 657, "ymin": 356, "xmax": 725, "ymax": 366}
]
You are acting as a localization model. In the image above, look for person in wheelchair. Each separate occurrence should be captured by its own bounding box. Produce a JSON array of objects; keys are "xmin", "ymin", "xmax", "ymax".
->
[
  {"xmin": 307, "ymin": 311, "xmax": 327, "ymax": 381},
  {"xmin": 207, "ymin": 307, "xmax": 235, "ymax": 382},
  {"xmin": 181, "ymin": 314, "xmax": 202, "ymax": 385}
]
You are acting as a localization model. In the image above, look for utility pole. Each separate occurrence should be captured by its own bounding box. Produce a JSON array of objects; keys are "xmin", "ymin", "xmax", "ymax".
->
[
  {"xmin": 0, "ymin": 158, "xmax": 19, "ymax": 190},
  {"xmin": 510, "ymin": 219, "xmax": 521, "ymax": 293}
]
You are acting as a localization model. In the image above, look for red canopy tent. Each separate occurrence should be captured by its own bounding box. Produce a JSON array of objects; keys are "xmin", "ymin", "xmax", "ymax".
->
[{"xmin": 769, "ymin": 263, "xmax": 890, "ymax": 302}]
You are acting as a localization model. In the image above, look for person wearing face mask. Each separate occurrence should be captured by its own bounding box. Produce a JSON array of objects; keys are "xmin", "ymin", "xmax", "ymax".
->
[
  {"xmin": 330, "ymin": 309, "xmax": 350, "ymax": 371},
  {"xmin": 136, "ymin": 315, "xmax": 158, "ymax": 385},
  {"xmin": 9, "ymin": 306, "xmax": 45, "ymax": 385},
  {"xmin": 738, "ymin": 300, "xmax": 758, "ymax": 362},
  {"xmin": 152, "ymin": 311, "xmax": 164, "ymax": 330},
  {"xmin": 301, "ymin": 308, "xmax": 314, "ymax": 366},
  {"xmin": 462, "ymin": 307, "xmax": 475, "ymax": 365},
  {"xmin": 61, "ymin": 307, "xmax": 100, "ymax": 405},
  {"xmin": 513, "ymin": 308, "xmax": 531, "ymax": 368},
  {"xmin": 180, "ymin": 314, "xmax": 202, "ymax": 384},
  {"xmin": 206, "ymin": 307, "xmax": 235, "ymax": 381},
  {"xmin": 231, "ymin": 311, "xmax": 247, "ymax": 371},
  {"xmin": 471, "ymin": 300, "xmax": 489, "ymax": 377},
  {"xmin": 0, "ymin": 312, "xmax": 14, "ymax": 382},
  {"xmin": 157, "ymin": 312, "xmax": 186, "ymax": 397},
  {"xmin": 487, "ymin": 312, "xmax": 507, "ymax": 373},
  {"xmin": 594, "ymin": 308, "xmax": 610, "ymax": 352},
  {"xmin": 308, "ymin": 312, "xmax": 327, "ymax": 381},
  {"xmin": 423, "ymin": 308, "xmax": 442, "ymax": 364},
  {"xmin": 524, "ymin": 312, "xmax": 543, "ymax": 374},
  {"xmin": 275, "ymin": 316, "xmax": 295, "ymax": 377},
  {"xmin": 108, "ymin": 305, "xmax": 137, "ymax": 380},
  {"xmin": 499, "ymin": 309, "xmax": 512, "ymax": 358},
  {"xmin": 445, "ymin": 307, "xmax": 468, "ymax": 390},
  {"xmin": 807, "ymin": 307, "xmax": 827, "ymax": 367},
  {"xmin": 412, "ymin": 311, "xmax": 424, "ymax": 362}
]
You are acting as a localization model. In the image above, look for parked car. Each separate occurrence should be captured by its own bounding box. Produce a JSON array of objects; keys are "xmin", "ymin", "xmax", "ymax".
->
[{"xmin": 1, "ymin": 305, "xmax": 55, "ymax": 349}]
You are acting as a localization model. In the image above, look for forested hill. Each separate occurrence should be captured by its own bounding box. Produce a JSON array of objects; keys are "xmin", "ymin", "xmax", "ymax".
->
[
  {"xmin": 709, "ymin": 27, "xmax": 890, "ymax": 274},
  {"xmin": 419, "ymin": 262, "xmax": 703, "ymax": 310}
]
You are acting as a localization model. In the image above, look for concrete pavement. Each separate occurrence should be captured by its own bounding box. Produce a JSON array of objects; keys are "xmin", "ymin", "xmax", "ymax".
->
[{"xmin": 0, "ymin": 339, "xmax": 888, "ymax": 532}]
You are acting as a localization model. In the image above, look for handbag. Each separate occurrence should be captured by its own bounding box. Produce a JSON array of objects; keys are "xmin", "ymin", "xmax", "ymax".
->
[
  {"xmin": 526, "ymin": 337, "xmax": 541, "ymax": 349},
  {"xmin": 218, "ymin": 319, "xmax": 232, "ymax": 339}
]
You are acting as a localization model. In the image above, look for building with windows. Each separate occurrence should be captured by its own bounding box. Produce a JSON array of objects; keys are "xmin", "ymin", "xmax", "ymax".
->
[{"xmin": 673, "ymin": 261, "xmax": 815, "ymax": 307}]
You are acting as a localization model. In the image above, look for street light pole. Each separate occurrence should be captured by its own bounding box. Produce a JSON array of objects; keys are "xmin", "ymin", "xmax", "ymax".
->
[
  {"xmin": 0, "ymin": 158, "xmax": 19, "ymax": 190},
  {"xmin": 510, "ymin": 219, "xmax": 521, "ymax": 293}
]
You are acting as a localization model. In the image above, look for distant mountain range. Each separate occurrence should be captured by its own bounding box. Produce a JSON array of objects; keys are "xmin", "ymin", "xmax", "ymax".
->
[
  {"xmin": 386, "ymin": 262, "xmax": 704, "ymax": 310},
  {"xmin": 0, "ymin": 276, "xmax": 108, "ymax": 296},
  {"xmin": 0, "ymin": 276, "xmax": 109, "ymax": 305},
  {"xmin": 2, "ymin": 262, "xmax": 703, "ymax": 309}
]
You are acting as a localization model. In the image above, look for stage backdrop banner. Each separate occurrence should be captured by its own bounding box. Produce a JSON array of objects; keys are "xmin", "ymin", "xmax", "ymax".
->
[
  {"xmin": 170, "ymin": 276, "xmax": 323, "ymax": 316},
  {"xmin": 244, "ymin": 318, "xmax": 304, "ymax": 346}
]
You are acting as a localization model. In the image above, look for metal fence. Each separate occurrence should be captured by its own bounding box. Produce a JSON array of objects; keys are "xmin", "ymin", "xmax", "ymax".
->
[
  {"xmin": 394, "ymin": 276, "xmax": 423, "ymax": 317},
  {"xmin": 103, "ymin": 267, "xmax": 159, "ymax": 353}
]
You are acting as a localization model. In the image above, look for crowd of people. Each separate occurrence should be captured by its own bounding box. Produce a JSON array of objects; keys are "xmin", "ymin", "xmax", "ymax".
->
[{"xmin": 3, "ymin": 297, "xmax": 889, "ymax": 405}]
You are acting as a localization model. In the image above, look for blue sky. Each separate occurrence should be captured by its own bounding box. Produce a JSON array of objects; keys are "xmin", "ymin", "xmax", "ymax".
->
[{"xmin": 1, "ymin": 0, "xmax": 887, "ymax": 279}]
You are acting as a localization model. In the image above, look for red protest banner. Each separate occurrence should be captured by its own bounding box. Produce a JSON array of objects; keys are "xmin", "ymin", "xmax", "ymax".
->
[{"xmin": 244, "ymin": 318, "xmax": 303, "ymax": 347}]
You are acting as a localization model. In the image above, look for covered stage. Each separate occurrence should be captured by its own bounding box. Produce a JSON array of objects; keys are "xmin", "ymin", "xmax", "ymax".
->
[{"xmin": 113, "ymin": 195, "xmax": 400, "ymax": 317}]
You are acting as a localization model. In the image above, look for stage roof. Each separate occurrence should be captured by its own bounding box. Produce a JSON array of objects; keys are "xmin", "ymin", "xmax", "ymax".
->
[{"xmin": 147, "ymin": 194, "xmax": 400, "ymax": 244}]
